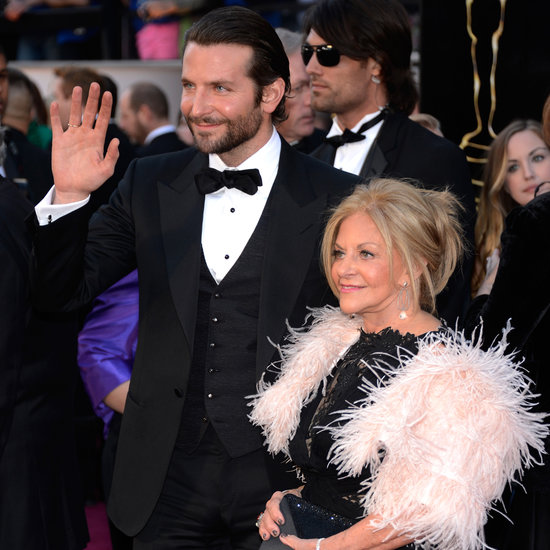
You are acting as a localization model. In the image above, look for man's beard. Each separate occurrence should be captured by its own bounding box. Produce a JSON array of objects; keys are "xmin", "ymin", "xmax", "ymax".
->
[{"xmin": 188, "ymin": 106, "xmax": 263, "ymax": 155}]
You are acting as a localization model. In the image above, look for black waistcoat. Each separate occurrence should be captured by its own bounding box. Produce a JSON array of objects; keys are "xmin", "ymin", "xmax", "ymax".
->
[{"xmin": 177, "ymin": 201, "xmax": 270, "ymax": 458}]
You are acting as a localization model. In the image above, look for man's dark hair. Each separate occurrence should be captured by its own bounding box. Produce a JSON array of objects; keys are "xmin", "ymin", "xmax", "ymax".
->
[
  {"xmin": 303, "ymin": 0, "xmax": 418, "ymax": 115},
  {"xmin": 128, "ymin": 82, "xmax": 170, "ymax": 120},
  {"xmin": 184, "ymin": 6, "xmax": 290, "ymax": 125}
]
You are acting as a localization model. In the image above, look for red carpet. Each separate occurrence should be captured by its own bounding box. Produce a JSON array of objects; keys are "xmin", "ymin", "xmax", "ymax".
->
[{"xmin": 85, "ymin": 501, "xmax": 113, "ymax": 550}]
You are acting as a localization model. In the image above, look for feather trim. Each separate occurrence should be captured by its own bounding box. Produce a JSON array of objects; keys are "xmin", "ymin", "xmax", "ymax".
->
[
  {"xmin": 249, "ymin": 308, "xmax": 548, "ymax": 550},
  {"xmin": 326, "ymin": 327, "xmax": 548, "ymax": 550},
  {"xmin": 248, "ymin": 306, "xmax": 362, "ymax": 456}
]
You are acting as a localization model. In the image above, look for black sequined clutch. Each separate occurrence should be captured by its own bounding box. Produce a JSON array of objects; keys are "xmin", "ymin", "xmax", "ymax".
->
[{"xmin": 259, "ymin": 494, "xmax": 355, "ymax": 548}]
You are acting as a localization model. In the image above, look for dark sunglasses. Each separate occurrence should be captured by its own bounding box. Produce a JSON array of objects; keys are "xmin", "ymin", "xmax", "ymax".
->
[{"xmin": 301, "ymin": 44, "xmax": 341, "ymax": 67}]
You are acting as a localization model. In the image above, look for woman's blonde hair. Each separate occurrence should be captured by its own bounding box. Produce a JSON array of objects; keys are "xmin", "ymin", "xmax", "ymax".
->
[
  {"xmin": 472, "ymin": 119, "xmax": 543, "ymax": 294},
  {"xmin": 321, "ymin": 178, "xmax": 464, "ymax": 314}
]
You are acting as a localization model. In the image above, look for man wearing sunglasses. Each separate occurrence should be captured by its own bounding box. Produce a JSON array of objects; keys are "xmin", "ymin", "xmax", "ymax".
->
[{"xmin": 302, "ymin": 0, "xmax": 476, "ymax": 326}]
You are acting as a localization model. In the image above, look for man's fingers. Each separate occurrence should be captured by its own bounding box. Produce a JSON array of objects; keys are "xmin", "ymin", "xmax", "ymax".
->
[
  {"xmin": 95, "ymin": 87, "xmax": 113, "ymax": 131},
  {"xmin": 50, "ymin": 101, "xmax": 63, "ymax": 140},
  {"xmin": 81, "ymin": 82, "xmax": 101, "ymax": 128},
  {"xmin": 104, "ymin": 138, "xmax": 120, "ymax": 168},
  {"xmin": 68, "ymin": 85, "xmax": 84, "ymax": 128}
]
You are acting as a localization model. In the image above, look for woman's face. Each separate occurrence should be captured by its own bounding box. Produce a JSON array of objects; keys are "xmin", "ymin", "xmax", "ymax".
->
[
  {"xmin": 330, "ymin": 212, "xmax": 407, "ymax": 322},
  {"xmin": 505, "ymin": 130, "xmax": 550, "ymax": 206}
]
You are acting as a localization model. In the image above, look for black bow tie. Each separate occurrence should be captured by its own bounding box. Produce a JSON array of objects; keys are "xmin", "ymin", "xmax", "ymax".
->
[
  {"xmin": 324, "ymin": 110, "xmax": 386, "ymax": 148},
  {"xmin": 194, "ymin": 167, "xmax": 263, "ymax": 196}
]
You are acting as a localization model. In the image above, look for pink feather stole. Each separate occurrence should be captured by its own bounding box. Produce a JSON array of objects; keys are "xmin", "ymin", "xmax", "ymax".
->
[{"xmin": 248, "ymin": 306, "xmax": 548, "ymax": 550}]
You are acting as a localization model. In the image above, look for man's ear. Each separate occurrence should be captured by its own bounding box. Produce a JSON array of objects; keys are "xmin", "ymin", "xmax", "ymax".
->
[
  {"xmin": 261, "ymin": 77, "xmax": 286, "ymax": 115},
  {"xmin": 137, "ymin": 104, "xmax": 152, "ymax": 124}
]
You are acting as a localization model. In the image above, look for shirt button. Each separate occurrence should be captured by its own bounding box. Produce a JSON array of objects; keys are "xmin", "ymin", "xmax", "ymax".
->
[
  {"xmin": 174, "ymin": 387, "xmax": 183, "ymax": 398},
  {"xmin": 208, "ymin": 368, "xmax": 216, "ymax": 374},
  {"xmin": 230, "ymin": 207, "xmax": 235, "ymax": 213},
  {"xmin": 212, "ymin": 317, "xmax": 218, "ymax": 323},
  {"xmin": 202, "ymin": 417, "xmax": 208, "ymax": 423},
  {"xmin": 207, "ymin": 393, "xmax": 213, "ymax": 399},
  {"xmin": 224, "ymin": 254, "xmax": 230, "ymax": 260},
  {"xmin": 214, "ymin": 292, "xmax": 221, "ymax": 298},
  {"xmin": 209, "ymin": 342, "xmax": 216, "ymax": 349}
]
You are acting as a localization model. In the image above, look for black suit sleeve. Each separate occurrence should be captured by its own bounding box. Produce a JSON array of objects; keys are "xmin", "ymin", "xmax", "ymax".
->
[{"xmin": 464, "ymin": 193, "xmax": 550, "ymax": 352}]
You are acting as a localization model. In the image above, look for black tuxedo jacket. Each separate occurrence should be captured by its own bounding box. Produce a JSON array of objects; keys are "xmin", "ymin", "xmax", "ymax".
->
[
  {"xmin": 0, "ymin": 178, "xmax": 88, "ymax": 548},
  {"xmin": 312, "ymin": 111, "xmax": 477, "ymax": 324},
  {"xmin": 135, "ymin": 130, "xmax": 187, "ymax": 158},
  {"xmin": 4, "ymin": 126, "xmax": 53, "ymax": 204},
  {"xmin": 30, "ymin": 140, "xmax": 360, "ymax": 535}
]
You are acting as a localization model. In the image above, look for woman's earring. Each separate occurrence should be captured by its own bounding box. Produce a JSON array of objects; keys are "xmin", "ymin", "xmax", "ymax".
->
[
  {"xmin": 397, "ymin": 282, "xmax": 410, "ymax": 320},
  {"xmin": 371, "ymin": 75, "xmax": 381, "ymax": 84}
]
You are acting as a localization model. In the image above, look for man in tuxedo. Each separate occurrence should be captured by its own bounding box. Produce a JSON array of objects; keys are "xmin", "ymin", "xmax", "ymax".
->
[
  {"xmin": 2, "ymin": 68, "xmax": 53, "ymax": 204},
  {"xmin": 302, "ymin": 0, "xmax": 477, "ymax": 324},
  {"xmin": 30, "ymin": 6, "xmax": 359, "ymax": 549},
  {"xmin": 119, "ymin": 81, "xmax": 187, "ymax": 157},
  {"xmin": 0, "ymin": 45, "xmax": 88, "ymax": 550}
]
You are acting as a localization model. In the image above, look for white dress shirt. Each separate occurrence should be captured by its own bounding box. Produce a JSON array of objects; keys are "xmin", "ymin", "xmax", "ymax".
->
[
  {"xmin": 35, "ymin": 127, "xmax": 281, "ymax": 285},
  {"xmin": 326, "ymin": 111, "xmax": 384, "ymax": 175},
  {"xmin": 202, "ymin": 127, "xmax": 280, "ymax": 283},
  {"xmin": 144, "ymin": 124, "xmax": 177, "ymax": 144}
]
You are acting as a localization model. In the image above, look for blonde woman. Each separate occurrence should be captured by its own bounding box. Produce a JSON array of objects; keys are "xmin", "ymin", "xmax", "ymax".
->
[{"xmin": 250, "ymin": 179, "xmax": 546, "ymax": 550}]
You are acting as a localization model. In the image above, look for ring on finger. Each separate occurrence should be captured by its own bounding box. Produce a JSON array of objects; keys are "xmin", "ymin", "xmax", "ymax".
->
[
  {"xmin": 67, "ymin": 123, "xmax": 81, "ymax": 128},
  {"xmin": 255, "ymin": 512, "xmax": 264, "ymax": 528}
]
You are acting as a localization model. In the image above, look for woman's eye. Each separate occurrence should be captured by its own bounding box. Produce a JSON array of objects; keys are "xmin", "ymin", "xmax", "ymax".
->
[
  {"xmin": 360, "ymin": 250, "xmax": 372, "ymax": 258},
  {"xmin": 332, "ymin": 249, "xmax": 344, "ymax": 259},
  {"xmin": 533, "ymin": 154, "xmax": 546, "ymax": 162},
  {"xmin": 507, "ymin": 163, "xmax": 519, "ymax": 173}
]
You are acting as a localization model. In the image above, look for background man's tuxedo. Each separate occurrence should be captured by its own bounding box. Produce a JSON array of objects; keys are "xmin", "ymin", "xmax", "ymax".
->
[
  {"xmin": 30, "ymin": 140, "xmax": 360, "ymax": 536},
  {"xmin": 311, "ymin": 111, "xmax": 477, "ymax": 324},
  {"xmin": 135, "ymin": 131, "xmax": 187, "ymax": 158},
  {"xmin": 0, "ymin": 177, "xmax": 88, "ymax": 549}
]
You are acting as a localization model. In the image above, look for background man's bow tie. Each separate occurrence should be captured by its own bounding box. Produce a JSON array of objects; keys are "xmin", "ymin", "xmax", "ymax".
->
[{"xmin": 324, "ymin": 109, "xmax": 387, "ymax": 148}]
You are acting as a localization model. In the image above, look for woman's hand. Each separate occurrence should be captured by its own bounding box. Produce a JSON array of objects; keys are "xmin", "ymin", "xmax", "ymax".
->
[
  {"xmin": 476, "ymin": 248, "xmax": 500, "ymax": 297},
  {"xmin": 277, "ymin": 513, "xmax": 412, "ymax": 550},
  {"xmin": 257, "ymin": 488, "xmax": 302, "ymax": 542}
]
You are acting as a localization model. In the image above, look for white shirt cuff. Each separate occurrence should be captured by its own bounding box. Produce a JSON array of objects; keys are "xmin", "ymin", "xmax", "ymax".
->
[{"xmin": 35, "ymin": 186, "xmax": 90, "ymax": 226}]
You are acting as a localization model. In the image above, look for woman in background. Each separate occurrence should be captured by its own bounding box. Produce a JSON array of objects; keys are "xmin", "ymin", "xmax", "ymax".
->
[{"xmin": 472, "ymin": 119, "xmax": 550, "ymax": 295}]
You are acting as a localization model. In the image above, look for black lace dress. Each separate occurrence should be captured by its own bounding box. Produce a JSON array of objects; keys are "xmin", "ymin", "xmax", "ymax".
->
[{"xmin": 288, "ymin": 327, "xmax": 422, "ymax": 526}]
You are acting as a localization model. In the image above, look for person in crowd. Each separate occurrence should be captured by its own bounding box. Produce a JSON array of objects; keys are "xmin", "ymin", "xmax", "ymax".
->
[
  {"xmin": 464, "ymin": 100, "xmax": 550, "ymax": 550},
  {"xmin": 78, "ymin": 269, "xmax": 138, "ymax": 550},
  {"xmin": 119, "ymin": 80, "xmax": 187, "ymax": 156},
  {"xmin": 250, "ymin": 179, "xmax": 546, "ymax": 550},
  {"xmin": 130, "ymin": 0, "xmax": 220, "ymax": 61},
  {"xmin": 52, "ymin": 66, "xmax": 134, "ymax": 209},
  {"xmin": 2, "ymin": 67, "xmax": 53, "ymax": 203},
  {"xmin": 275, "ymin": 27, "xmax": 326, "ymax": 154},
  {"xmin": 301, "ymin": 0, "xmax": 476, "ymax": 325},
  {"xmin": 0, "ymin": 46, "xmax": 8, "ymax": 177},
  {"xmin": 409, "ymin": 112, "xmax": 444, "ymax": 137},
  {"xmin": 0, "ymin": 42, "xmax": 89, "ymax": 550},
  {"xmin": 471, "ymin": 119, "xmax": 550, "ymax": 296},
  {"xmin": 29, "ymin": 6, "xmax": 361, "ymax": 548},
  {"xmin": 20, "ymin": 72, "xmax": 52, "ymax": 149},
  {"xmin": 3, "ymin": 0, "xmax": 101, "ymax": 60}
]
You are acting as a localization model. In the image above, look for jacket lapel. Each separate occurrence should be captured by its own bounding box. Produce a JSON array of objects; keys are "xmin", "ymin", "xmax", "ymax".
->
[
  {"xmin": 158, "ymin": 151, "xmax": 208, "ymax": 349},
  {"xmin": 256, "ymin": 144, "xmax": 327, "ymax": 375}
]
